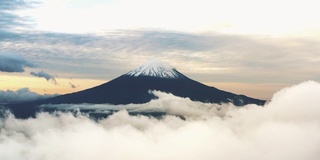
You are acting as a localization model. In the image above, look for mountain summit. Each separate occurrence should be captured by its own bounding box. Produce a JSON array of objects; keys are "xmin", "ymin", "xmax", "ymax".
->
[
  {"xmin": 126, "ymin": 60, "xmax": 184, "ymax": 79},
  {"xmin": 8, "ymin": 60, "xmax": 265, "ymax": 118}
]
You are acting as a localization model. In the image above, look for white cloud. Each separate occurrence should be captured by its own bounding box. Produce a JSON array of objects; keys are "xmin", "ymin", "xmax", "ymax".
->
[{"xmin": 0, "ymin": 81, "xmax": 320, "ymax": 159}]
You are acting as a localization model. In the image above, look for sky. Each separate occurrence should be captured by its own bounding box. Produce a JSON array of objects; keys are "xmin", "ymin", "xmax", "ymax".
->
[{"xmin": 1, "ymin": 0, "xmax": 320, "ymax": 99}]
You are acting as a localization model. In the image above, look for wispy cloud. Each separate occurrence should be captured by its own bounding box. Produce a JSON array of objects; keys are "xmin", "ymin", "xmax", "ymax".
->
[
  {"xmin": 0, "ymin": 53, "xmax": 34, "ymax": 72},
  {"xmin": 30, "ymin": 70, "xmax": 57, "ymax": 85},
  {"xmin": 69, "ymin": 82, "xmax": 77, "ymax": 89}
]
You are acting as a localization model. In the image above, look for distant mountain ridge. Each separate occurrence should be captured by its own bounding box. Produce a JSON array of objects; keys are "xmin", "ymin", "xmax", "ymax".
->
[{"xmin": 7, "ymin": 60, "xmax": 265, "ymax": 118}]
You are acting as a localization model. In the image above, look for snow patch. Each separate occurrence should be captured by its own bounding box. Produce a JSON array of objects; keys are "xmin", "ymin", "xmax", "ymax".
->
[{"xmin": 126, "ymin": 60, "xmax": 182, "ymax": 79}]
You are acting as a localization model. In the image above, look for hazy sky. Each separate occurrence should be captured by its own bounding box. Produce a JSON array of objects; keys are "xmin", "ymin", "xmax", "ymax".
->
[{"xmin": 1, "ymin": 0, "xmax": 320, "ymax": 99}]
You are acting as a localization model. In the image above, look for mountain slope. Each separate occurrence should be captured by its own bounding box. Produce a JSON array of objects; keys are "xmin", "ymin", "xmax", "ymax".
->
[
  {"xmin": 39, "ymin": 60, "xmax": 264, "ymax": 105},
  {"xmin": 7, "ymin": 60, "xmax": 265, "ymax": 118}
]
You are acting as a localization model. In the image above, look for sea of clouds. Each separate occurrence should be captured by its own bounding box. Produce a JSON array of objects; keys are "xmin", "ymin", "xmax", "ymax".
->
[{"xmin": 0, "ymin": 81, "xmax": 320, "ymax": 160}]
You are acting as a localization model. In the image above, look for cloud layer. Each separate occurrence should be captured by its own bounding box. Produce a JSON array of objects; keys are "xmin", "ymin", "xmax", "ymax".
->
[
  {"xmin": 0, "ymin": 81, "xmax": 320, "ymax": 159},
  {"xmin": 0, "ymin": 0, "xmax": 37, "ymax": 31},
  {"xmin": 1, "ymin": 30, "xmax": 319, "ymax": 84},
  {"xmin": 0, "ymin": 88, "xmax": 58, "ymax": 104},
  {"xmin": 0, "ymin": 53, "xmax": 34, "ymax": 72}
]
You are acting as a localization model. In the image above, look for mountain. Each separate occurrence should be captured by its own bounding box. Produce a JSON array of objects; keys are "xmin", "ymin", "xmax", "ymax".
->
[{"xmin": 7, "ymin": 60, "xmax": 265, "ymax": 118}]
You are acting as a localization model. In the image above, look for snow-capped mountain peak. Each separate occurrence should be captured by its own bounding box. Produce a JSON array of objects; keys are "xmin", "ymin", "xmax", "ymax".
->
[{"xmin": 126, "ymin": 60, "xmax": 182, "ymax": 79}]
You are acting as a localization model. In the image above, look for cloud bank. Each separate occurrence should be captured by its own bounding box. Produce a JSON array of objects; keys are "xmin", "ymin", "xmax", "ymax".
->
[
  {"xmin": 41, "ymin": 90, "xmax": 226, "ymax": 118},
  {"xmin": 0, "ymin": 88, "xmax": 58, "ymax": 104},
  {"xmin": 0, "ymin": 81, "xmax": 320, "ymax": 159},
  {"xmin": 0, "ymin": 53, "xmax": 34, "ymax": 72},
  {"xmin": 30, "ymin": 70, "xmax": 57, "ymax": 85}
]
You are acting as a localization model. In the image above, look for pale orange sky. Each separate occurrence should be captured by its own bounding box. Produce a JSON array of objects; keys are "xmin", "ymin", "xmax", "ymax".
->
[{"xmin": 0, "ymin": 74, "xmax": 105, "ymax": 95}]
